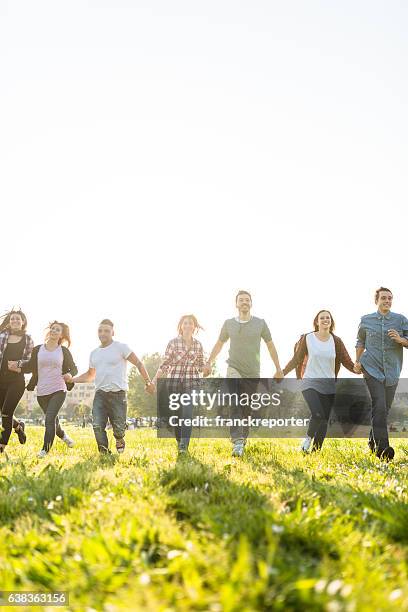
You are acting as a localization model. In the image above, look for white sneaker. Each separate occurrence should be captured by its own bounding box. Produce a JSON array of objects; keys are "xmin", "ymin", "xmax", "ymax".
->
[
  {"xmin": 301, "ymin": 436, "xmax": 312, "ymax": 452},
  {"xmin": 38, "ymin": 449, "xmax": 47, "ymax": 458},
  {"xmin": 62, "ymin": 434, "xmax": 75, "ymax": 448},
  {"xmin": 232, "ymin": 441, "xmax": 245, "ymax": 457}
]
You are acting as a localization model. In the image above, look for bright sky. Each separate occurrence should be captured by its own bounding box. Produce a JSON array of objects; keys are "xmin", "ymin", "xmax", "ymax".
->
[{"xmin": 1, "ymin": 0, "xmax": 407, "ymax": 375}]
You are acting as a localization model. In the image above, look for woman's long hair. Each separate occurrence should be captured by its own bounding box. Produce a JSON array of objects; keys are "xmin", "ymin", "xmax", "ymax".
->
[
  {"xmin": 0, "ymin": 309, "xmax": 28, "ymax": 335},
  {"xmin": 177, "ymin": 314, "xmax": 204, "ymax": 336},
  {"xmin": 45, "ymin": 320, "xmax": 71, "ymax": 347},
  {"xmin": 313, "ymin": 309, "xmax": 335, "ymax": 333}
]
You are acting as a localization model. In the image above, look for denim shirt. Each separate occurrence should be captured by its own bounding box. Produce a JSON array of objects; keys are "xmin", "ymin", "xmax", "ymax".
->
[{"xmin": 356, "ymin": 311, "xmax": 408, "ymax": 385}]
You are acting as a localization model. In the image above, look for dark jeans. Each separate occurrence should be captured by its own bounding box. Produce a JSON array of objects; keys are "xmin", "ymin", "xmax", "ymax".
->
[
  {"xmin": 226, "ymin": 368, "xmax": 256, "ymax": 444},
  {"xmin": 92, "ymin": 389, "xmax": 127, "ymax": 452},
  {"xmin": 0, "ymin": 379, "xmax": 26, "ymax": 445},
  {"xmin": 363, "ymin": 370, "xmax": 397, "ymax": 453},
  {"xmin": 37, "ymin": 391, "xmax": 67, "ymax": 452},
  {"xmin": 230, "ymin": 405, "xmax": 251, "ymax": 444},
  {"xmin": 174, "ymin": 400, "xmax": 193, "ymax": 448},
  {"xmin": 302, "ymin": 389, "xmax": 335, "ymax": 450}
]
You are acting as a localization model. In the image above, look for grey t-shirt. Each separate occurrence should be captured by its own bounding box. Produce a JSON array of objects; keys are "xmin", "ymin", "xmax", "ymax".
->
[{"xmin": 218, "ymin": 316, "xmax": 272, "ymax": 377}]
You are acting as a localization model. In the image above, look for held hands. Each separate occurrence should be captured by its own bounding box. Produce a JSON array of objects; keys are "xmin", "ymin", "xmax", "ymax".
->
[
  {"xmin": 203, "ymin": 364, "xmax": 212, "ymax": 377},
  {"xmin": 63, "ymin": 373, "xmax": 74, "ymax": 383},
  {"xmin": 353, "ymin": 362, "xmax": 362, "ymax": 374},
  {"xmin": 273, "ymin": 368, "xmax": 284, "ymax": 381},
  {"xmin": 145, "ymin": 381, "xmax": 156, "ymax": 395},
  {"xmin": 8, "ymin": 361, "xmax": 21, "ymax": 373}
]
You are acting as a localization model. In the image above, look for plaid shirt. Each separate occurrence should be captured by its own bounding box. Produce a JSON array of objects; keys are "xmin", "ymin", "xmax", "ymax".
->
[
  {"xmin": 159, "ymin": 336, "xmax": 205, "ymax": 392},
  {"xmin": 0, "ymin": 331, "xmax": 34, "ymax": 372}
]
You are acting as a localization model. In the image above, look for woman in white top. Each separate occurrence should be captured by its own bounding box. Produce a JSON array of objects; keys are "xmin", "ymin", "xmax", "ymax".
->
[{"xmin": 283, "ymin": 310, "xmax": 356, "ymax": 452}]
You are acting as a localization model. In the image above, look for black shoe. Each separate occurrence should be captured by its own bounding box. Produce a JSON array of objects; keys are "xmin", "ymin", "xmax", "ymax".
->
[
  {"xmin": 368, "ymin": 439, "xmax": 375, "ymax": 453},
  {"xmin": 15, "ymin": 421, "xmax": 26, "ymax": 444},
  {"xmin": 377, "ymin": 446, "xmax": 395, "ymax": 461}
]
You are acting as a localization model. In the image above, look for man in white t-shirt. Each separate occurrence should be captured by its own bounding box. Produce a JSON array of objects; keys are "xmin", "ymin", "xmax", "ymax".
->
[{"xmin": 70, "ymin": 319, "xmax": 154, "ymax": 453}]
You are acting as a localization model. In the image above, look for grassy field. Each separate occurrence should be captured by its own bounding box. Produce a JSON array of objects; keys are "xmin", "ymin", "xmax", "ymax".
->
[{"xmin": 1, "ymin": 428, "xmax": 408, "ymax": 611}]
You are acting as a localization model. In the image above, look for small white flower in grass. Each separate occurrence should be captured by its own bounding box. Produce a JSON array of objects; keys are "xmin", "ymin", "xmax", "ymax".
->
[
  {"xmin": 186, "ymin": 541, "xmax": 194, "ymax": 551},
  {"xmin": 73, "ymin": 553, "xmax": 82, "ymax": 562},
  {"xmin": 341, "ymin": 584, "xmax": 352, "ymax": 597},
  {"xmin": 327, "ymin": 579, "xmax": 343, "ymax": 596},
  {"xmin": 314, "ymin": 579, "xmax": 327, "ymax": 593},
  {"xmin": 139, "ymin": 573, "xmax": 150, "ymax": 585},
  {"xmin": 204, "ymin": 482, "xmax": 209, "ymax": 491},
  {"xmin": 389, "ymin": 589, "xmax": 402, "ymax": 601},
  {"xmin": 55, "ymin": 495, "xmax": 62, "ymax": 501},
  {"xmin": 271, "ymin": 524, "xmax": 284, "ymax": 534},
  {"xmin": 167, "ymin": 549, "xmax": 182, "ymax": 560},
  {"xmin": 47, "ymin": 501, "xmax": 55, "ymax": 510},
  {"xmin": 9, "ymin": 486, "xmax": 17, "ymax": 493},
  {"xmin": 327, "ymin": 602, "xmax": 341, "ymax": 612},
  {"xmin": 27, "ymin": 497, "xmax": 34, "ymax": 503}
]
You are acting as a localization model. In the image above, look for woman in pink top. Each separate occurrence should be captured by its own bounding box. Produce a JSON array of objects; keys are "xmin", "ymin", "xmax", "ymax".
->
[{"xmin": 12, "ymin": 321, "xmax": 78, "ymax": 457}]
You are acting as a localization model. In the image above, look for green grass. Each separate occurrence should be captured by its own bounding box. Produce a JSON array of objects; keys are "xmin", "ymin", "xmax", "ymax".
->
[{"xmin": 1, "ymin": 428, "xmax": 408, "ymax": 611}]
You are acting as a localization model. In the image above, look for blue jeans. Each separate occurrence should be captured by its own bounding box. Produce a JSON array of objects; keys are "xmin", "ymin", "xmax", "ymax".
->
[
  {"xmin": 37, "ymin": 391, "xmax": 67, "ymax": 452},
  {"xmin": 92, "ymin": 390, "xmax": 127, "ymax": 452},
  {"xmin": 302, "ymin": 389, "xmax": 335, "ymax": 450},
  {"xmin": 226, "ymin": 366, "xmax": 253, "ymax": 445},
  {"xmin": 363, "ymin": 370, "xmax": 397, "ymax": 453},
  {"xmin": 174, "ymin": 400, "xmax": 193, "ymax": 449}
]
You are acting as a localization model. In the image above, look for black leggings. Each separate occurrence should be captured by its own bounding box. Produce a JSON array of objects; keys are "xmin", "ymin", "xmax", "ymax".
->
[
  {"xmin": 302, "ymin": 389, "xmax": 335, "ymax": 450},
  {"xmin": 37, "ymin": 391, "xmax": 67, "ymax": 452},
  {"xmin": 0, "ymin": 379, "xmax": 26, "ymax": 445}
]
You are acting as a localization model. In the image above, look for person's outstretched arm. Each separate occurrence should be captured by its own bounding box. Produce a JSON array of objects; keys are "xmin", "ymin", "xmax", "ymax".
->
[
  {"xmin": 127, "ymin": 352, "xmax": 154, "ymax": 393},
  {"xmin": 72, "ymin": 367, "xmax": 96, "ymax": 384},
  {"xmin": 355, "ymin": 319, "xmax": 365, "ymax": 373},
  {"xmin": 265, "ymin": 340, "xmax": 284, "ymax": 379},
  {"xmin": 203, "ymin": 340, "xmax": 225, "ymax": 376},
  {"xmin": 282, "ymin": 335, "xmax": 307, "ymax": 377},
  {"xmin": 339, "ymin": 339, "xmax": 357, "ymax": 373}
]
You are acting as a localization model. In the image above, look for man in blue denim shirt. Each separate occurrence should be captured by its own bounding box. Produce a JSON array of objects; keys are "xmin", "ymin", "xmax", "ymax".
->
[{"xmin": 355, "ymin": 287, "xmax": 408, "ymax": 460}]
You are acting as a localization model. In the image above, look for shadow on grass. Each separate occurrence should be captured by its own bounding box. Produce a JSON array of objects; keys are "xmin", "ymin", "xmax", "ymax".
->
[
  {"xmin": 159, "ymin": 452, "xmax": 343, "ymax": 570},
  {"xmin": 243, "ymin": 443, "xmax": 408, "ymax": 545},
  {"xmin": 0, "ymin": 454, "xmax": 119, "ymax": 525}
]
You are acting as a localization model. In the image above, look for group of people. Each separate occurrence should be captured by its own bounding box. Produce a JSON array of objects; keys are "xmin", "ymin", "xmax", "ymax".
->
[{"xmin": 0, "ymin": 286, "xmax": 407, "ymax": 462}]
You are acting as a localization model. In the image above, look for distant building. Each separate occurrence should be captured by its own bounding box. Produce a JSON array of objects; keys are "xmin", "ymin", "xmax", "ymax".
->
[{"xmin": 23, "ymin": 384, "xmax": 96, "ymax": 410}]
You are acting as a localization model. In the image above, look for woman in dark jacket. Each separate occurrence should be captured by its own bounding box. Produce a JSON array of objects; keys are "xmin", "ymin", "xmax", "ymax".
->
[
  {"xmin": 10, "ymin": 320, "xmax": 78, "ymax": 457},
  {"xmin": 0, "ymin": 309, "xmax": 34, "ymax": 453},
  {"xmin": 283, "ymin": 309, "xmax": 356, "ymax": 452}
]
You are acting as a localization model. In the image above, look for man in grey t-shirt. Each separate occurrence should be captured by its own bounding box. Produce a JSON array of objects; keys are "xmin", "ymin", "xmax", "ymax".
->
[{"xmin": 204, "ymin": 290, "xmax": 283, "ymax": 457}]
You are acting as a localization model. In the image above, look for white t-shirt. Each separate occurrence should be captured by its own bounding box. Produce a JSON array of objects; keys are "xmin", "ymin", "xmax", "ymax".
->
[
  {"xmin": 89, "ymin": 341, "xmax": 132, "ymax": 392},
  {"xmin": 302, "ymin": 333, "xmax": 336, "ymax": 394}
]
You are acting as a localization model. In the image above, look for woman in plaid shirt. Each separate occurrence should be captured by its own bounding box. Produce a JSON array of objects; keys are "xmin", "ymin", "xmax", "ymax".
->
[{"xmin": 152, "ymin": 314, "xmax": 206, "ymax": 454}]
